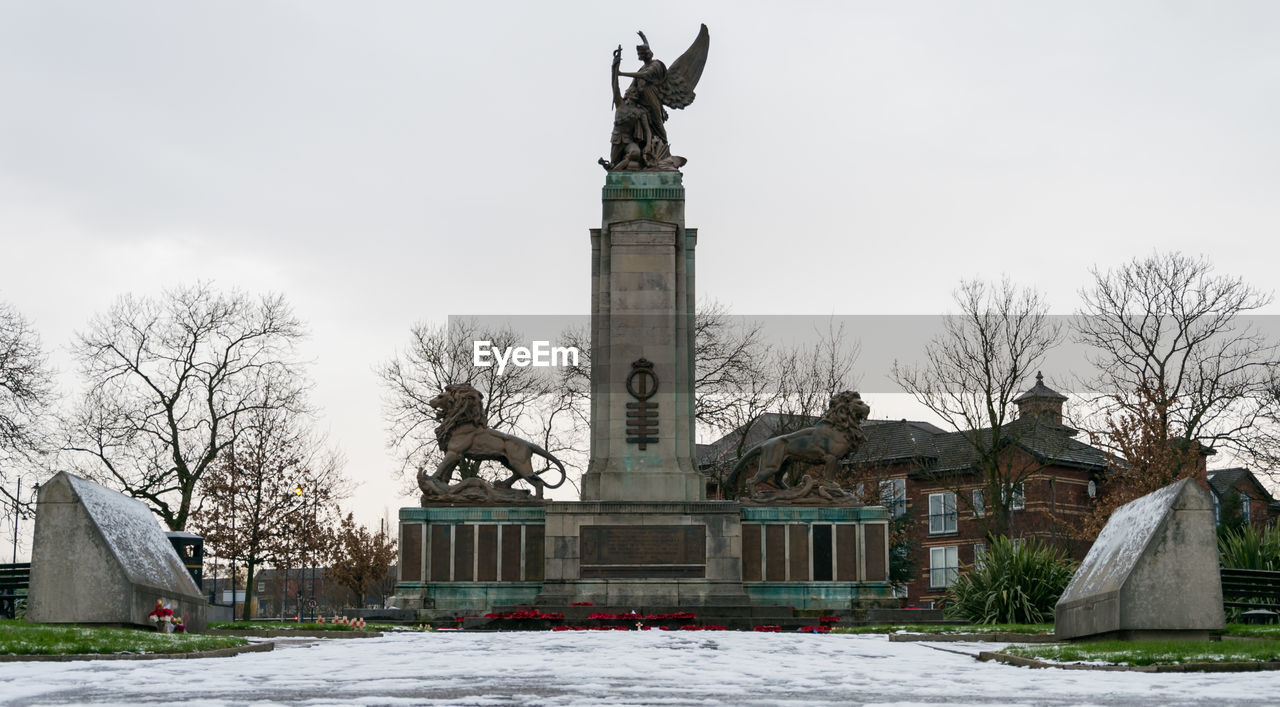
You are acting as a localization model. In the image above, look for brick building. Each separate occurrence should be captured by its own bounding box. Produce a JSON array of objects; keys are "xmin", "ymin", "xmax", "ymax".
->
[{"xmin": 1207, "ymin": 467, "xmax": 1280, "ymax": 530}]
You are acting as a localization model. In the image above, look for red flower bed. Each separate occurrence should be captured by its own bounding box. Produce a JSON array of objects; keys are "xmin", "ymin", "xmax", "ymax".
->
[
  {"xmin": 818, "ymin": 616, "xmax": 841, "ymax": 623},
  {"xmin": 678, "ymin": 625, "xmax": 727, "ymax": 631},
  {"xmin": 753, "ymin": 625, "xmax": 783, "ymax": 632},
  {"xmin": 643, "ymin": 612, "xmax": 696, "ymax": 620},
  {"xmin": 569, "ymin": 602, "xmax": 594, "ymax": 606},
  {"xmin": 587, "ymin": 613, "xmax": 616, "ymax": 620},
  {"xmin": 800, "ymin": 625, "xmax": 833, "ymax": 634},
  {"xmin": 483, "ymin": 609, "xmax": 563, "ymax": 620}
]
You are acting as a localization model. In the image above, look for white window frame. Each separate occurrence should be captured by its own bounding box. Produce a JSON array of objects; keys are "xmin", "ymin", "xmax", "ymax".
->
[
  {"xmin": 1242, "ymin": 493, "xmax": 1252, "ymax": 523},
  {"xmin": 1012, "ymin": 537, "xmax": 1025, "ymax": 551},
  {"xmin": 929, "ymin": 546, "xmax": 959, "ymax": 589},
  {"xmin": 1213, "ymin": 492, "xmax": 1221, "ymax": 523},
  {"xmin": 879, "ymin": 478, "xmax": 907, "ymax": 518},
  {"xmin": 973, "ymin": 542, "xmax": 987, "ymax": 570},
  {"xmin": 928, "ymin": 492, "xmax": 957, "ymax": 535},
  {"xmin": 972, "ymin": 488, "xmax": 986, "ymax": 518}
]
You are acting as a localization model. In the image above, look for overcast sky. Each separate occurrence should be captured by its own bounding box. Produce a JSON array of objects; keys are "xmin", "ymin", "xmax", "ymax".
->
[{"xmin": 3, "ymin": 1, "xmax": 1279, "ymax": 538}]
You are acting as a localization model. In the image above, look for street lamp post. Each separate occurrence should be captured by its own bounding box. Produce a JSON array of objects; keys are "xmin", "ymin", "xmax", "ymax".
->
[
  {"xmin": 9, "ymin": 477, "xmax": 38, "ymax": 564},
  {"xmin": 10, "ymin": 475, "xmax": 20, "ymax": 565}
]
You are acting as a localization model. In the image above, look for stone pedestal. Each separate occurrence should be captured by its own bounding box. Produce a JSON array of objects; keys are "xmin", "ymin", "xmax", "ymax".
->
[
  {"xmin": 1055, "ymin": 478, "xmax": 1225, "ymax": 641},
  {"xmin": 536, "ymin": 501, "xmax": 749, "ymax": 607},
  {"xmin": 28, "ymin": 472, "xmax": 207, "ymax": 632},
  {"xmin": 581, "ymin": 172, "xmax": 704, "ymax": 502}
]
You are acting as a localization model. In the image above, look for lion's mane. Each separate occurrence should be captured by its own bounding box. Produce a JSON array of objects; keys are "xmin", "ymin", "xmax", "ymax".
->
[
  {"xmin": 433, "ymin": 383, "xmax": 488, "ymax": 449},
  {"xmin": 820, "ymin": 391, "xmax": 870, "ymax": 446}
]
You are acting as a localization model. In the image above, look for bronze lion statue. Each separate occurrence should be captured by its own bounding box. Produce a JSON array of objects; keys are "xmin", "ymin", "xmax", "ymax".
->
[
  {"xmin": 724, "ymin": 391, "xmax": 871, "ymax": 497},
  {"xmin": 420, "ymin": 383, "xmax": 567, "ymax": 499}
]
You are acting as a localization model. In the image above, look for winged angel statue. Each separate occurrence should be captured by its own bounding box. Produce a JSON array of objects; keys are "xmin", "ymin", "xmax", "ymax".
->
[{"xmin": 599, "ymin": 25, "xmax": 710, "ymax": 172}]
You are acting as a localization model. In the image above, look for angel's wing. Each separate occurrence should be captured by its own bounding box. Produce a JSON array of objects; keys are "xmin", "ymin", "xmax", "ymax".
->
[{"xmin": 660, "ymin": 24, "xmax": 709, "ymax": 110}]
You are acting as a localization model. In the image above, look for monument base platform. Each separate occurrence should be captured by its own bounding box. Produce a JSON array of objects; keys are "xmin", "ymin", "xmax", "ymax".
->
[
  {"xmin": 537, "ymin": 501, "xmax": 748, "ymax": 606},
  {"xmin": 390, "ymin": 500, "xmax": 894, "ymax": 619}
]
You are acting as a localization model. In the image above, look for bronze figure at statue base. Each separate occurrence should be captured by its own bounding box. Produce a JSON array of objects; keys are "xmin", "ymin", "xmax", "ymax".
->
[{"xmin": 416, "ymin": 383, "xmax": 566, "ymax": 506}]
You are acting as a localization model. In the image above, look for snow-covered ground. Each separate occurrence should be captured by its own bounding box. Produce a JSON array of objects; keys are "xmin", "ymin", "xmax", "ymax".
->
[{"xmin": 0, "ymin": 632, "xmax": 1273, "ymax": 706}]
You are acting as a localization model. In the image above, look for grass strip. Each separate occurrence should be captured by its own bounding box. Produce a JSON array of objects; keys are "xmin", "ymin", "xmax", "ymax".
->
[
  {"xmin": 833, "ymin": 623, "xmax": 1052, "ymax": 635},
  {"xmin": 0, "ymin": 620, "xmax": 247, "ymax": 656},
  {"xmin": 1222, "ymin": 624, "xmax": 1280, "ymax": 638},
  {"xmin": 1005, "ymin": 639, "xmax": 1280, "ymax": 666},
  {"xmin": 209, "ymin": 621, "xmax": 355, "ymax": 632}
]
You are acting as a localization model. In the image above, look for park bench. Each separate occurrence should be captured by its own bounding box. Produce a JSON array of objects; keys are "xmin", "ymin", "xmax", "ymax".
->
[
  {"xmin": 1220, "ymin": 567, "xmax": 1280, "ymax": 622},
  {"xmin": 0, "ymin": 563, "xmax": 31, "ymax": 619}
]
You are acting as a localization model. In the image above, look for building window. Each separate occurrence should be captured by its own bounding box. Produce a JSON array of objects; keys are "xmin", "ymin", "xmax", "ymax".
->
[
  {"xmin": 929, "ymin": 546, "xmax": 959, "ymax": 588},
  {"xmin": 973, "ymin": 542, "xmax": 987, "ymax": 570},
  {"xmin": 1213, "ymin": 492, "xmax": 1221, "ymax": 523},
  {"xmin": 893, "ymin": 585, "xmax": 908, "ymax": 599},
  {"xmin": 929, "ymin": 493, "xmax": 957, "ymax": 534},
  {"xmin": 1242, "ymin": 493, "xmax": 1252, "ymax": 524},
  {"xmin": 1004, "ymin": 482, "xmax": 1026, "ymax": 511},
  {"xmin": 1012, "ymin": 537, "xmax": 1024, "ymax": 551},
  {"xmin": 879, "ymin": 479, "xmax": 907, "ymax": 517},
  {"xmin": 972, "ymin": 488, "xmax": 986, "ymax": 518},
  {"xmin": 257, "ymin": 582, "xmax": 265, "ymax": 593}
]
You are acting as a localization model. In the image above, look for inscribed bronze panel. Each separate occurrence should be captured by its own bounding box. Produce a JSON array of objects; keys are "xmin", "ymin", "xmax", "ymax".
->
[
  {"xmin": 499, "ymin": 526, "xmax": 522, "ymax": 582},
  {"xmin": 401, "ymin": 523, "xmax": 422, "ymax": 583},
  {"xmin": 835, "ymin": 524, "xmax": 858, "ymax": 581},
  {"xmin": 742, "ymin": 523, "xmax": 762, "ymax": 582},
  {"xmin": 580, "ymin": 525, "xmax": 705, "ymax": 566},
  {"xmin": 764, "ymin": 525, "xmax": 785, "ymax": 582},
  {"xmin": 864, "ymin": 524, "xmax": 887, "ymax": 582},
  {"xmin": 812, "ymin": 524, "xmax": 833, "ymax": 582},
  {"xmin": 453, "ymin": 524, "xmax": 474, "ymax": 582},
  {"xmin": 476, "ymin": 524, "xmax": 498, "ymax": 581},
  {"xmin": 524, "ymin": 524, "xmax": 544, "ymax": 581},
  {"xmin": 429, "ymin": 525, "xmax": 451, "ymax": 582},
  {"xmin": 788, "ymin": 524, "xmax": 809, "ymax": 581}
]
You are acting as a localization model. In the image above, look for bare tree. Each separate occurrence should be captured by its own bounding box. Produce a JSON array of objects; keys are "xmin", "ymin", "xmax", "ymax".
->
[
  {"xmin": 378, "ymin": 319, "xmax": 582, "ymax": 492},
  {"xmin": 62, "ymin": 283, "xmax": 309, "ymax": 530},
  {"xmin": 189, "ymin": 404, "xmax": 346, "ymax": 620},
  {"xmin": 772, "ymin": 320, "xmax": 860, "ymax": 425},
  {"xmin": 694, "ymin": 301, "xmax": 776, "ymax": 433},
  {"xmin": 1075, "ymin": 252, "xmax": 1279, "ymax": 470},
  {"xmin": 892, "ymin": 278, "xmax": 1064, "ymax": 537},
  {"xmin": 0, "ymin": 301, "xmax": 53, "ymax": 507}
]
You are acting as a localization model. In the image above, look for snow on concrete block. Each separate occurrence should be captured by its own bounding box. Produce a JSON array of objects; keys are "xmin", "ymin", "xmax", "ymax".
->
[
  {"xmin": 27, "ymin": 472, "xmax": 207, "ymax": 632},
  {"xmin": 1055, "ymin": 477, "xmax": 1223, "ymax": 641}
]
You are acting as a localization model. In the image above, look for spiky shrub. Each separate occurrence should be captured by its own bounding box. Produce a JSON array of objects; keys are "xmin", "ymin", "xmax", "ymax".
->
[
  {"xmin": 1218, "ymin": 524, "xmax": 1280, "ymax": 571},
  {"xmin": 945, "ymin": 537, "xmax": 1076, "ymax": 624}
]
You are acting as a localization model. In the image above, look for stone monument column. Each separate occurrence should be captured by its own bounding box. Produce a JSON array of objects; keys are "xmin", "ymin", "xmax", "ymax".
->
[{"xmin": 581, "ymin": 171, "xmax": 704, "ymax": 502}]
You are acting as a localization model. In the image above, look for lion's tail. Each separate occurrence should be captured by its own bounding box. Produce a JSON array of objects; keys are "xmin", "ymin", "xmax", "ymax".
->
[
  {"xmin": 529, "ymin": 444, "xmax": 568, "ymax": 489},
  {"xmin": 723, "ymin": 446, "xmax": 762, "ymax": 498}
]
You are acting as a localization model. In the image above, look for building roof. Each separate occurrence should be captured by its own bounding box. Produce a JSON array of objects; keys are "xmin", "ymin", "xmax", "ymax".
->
[
  {"xmin": 699, "ymin": 411, "xmax": 1109, "ymax": 476},
  {"xmin": 1207, "ymin": 467, "xmax": 1276, "ymax": 502}
]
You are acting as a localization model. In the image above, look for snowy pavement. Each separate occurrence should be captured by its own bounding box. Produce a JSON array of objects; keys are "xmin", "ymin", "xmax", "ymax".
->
[{"xmin": 1, "ymin": 631, "xmax": 1275, "ymax": 706}]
